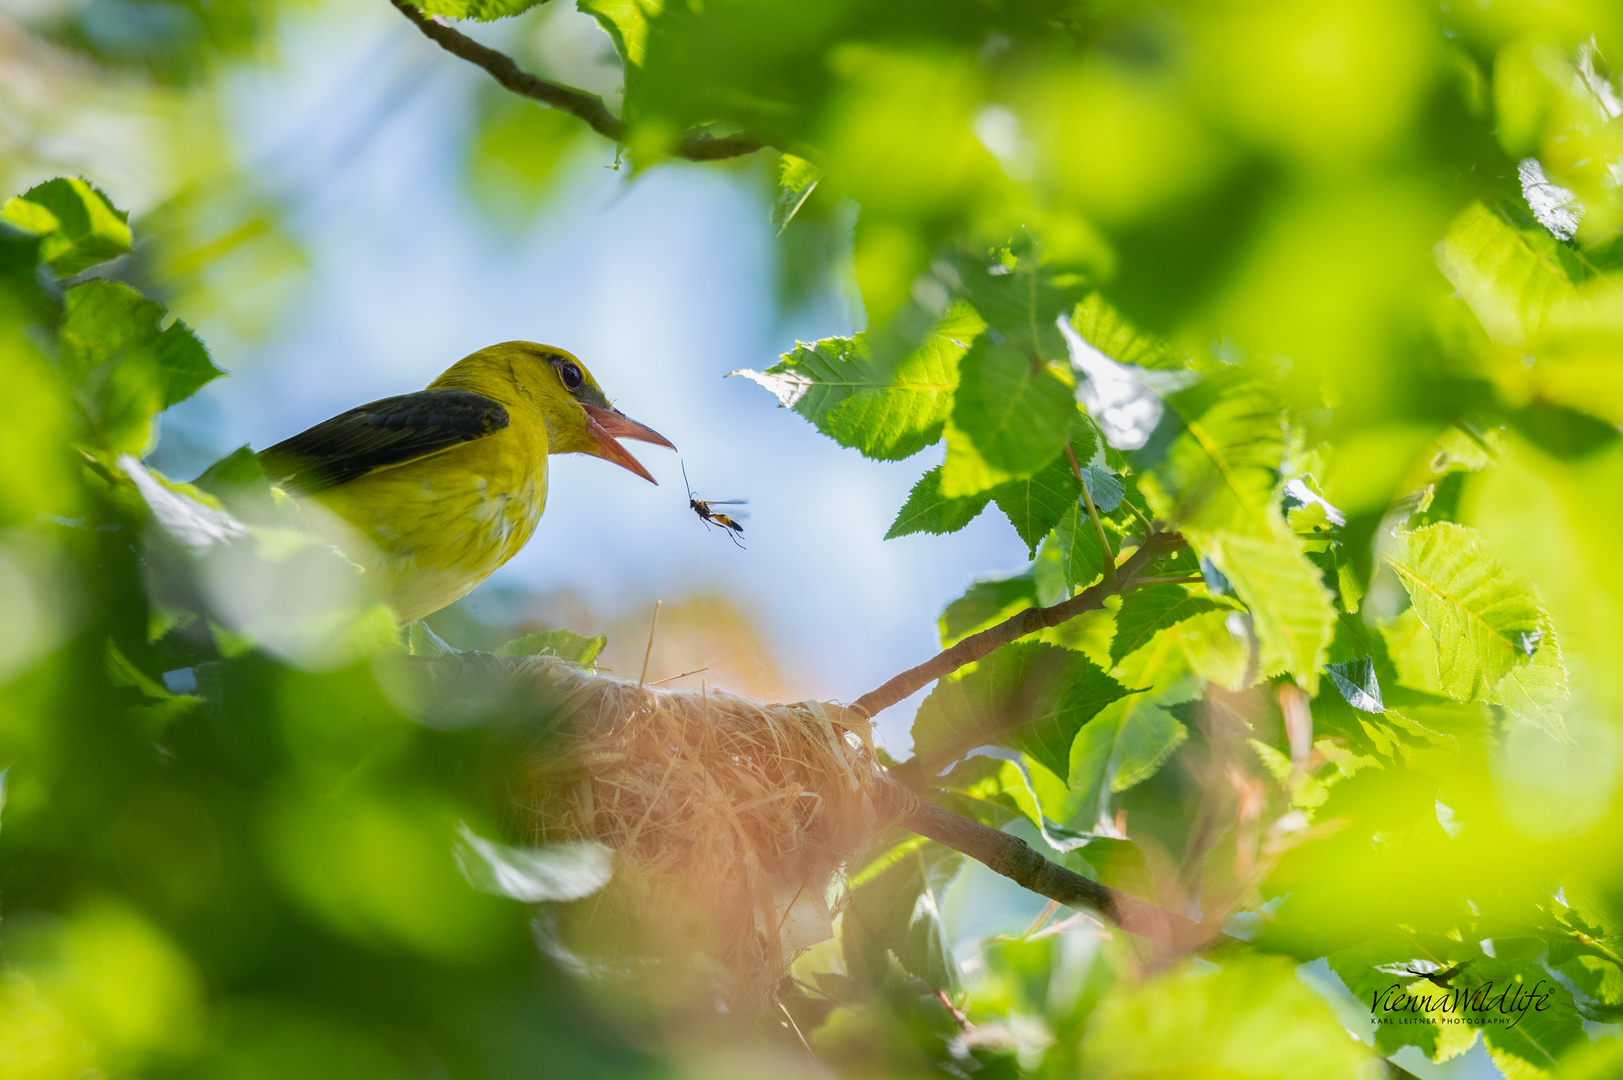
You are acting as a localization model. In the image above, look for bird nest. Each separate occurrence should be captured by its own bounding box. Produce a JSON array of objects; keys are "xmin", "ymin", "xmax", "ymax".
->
[{"xmin": 471, "ymin": 656, "xmax": 910, "ymax": 1013}]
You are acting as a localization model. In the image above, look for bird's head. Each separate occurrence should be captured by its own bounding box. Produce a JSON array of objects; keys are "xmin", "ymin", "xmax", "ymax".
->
[{"xmin": 436, "ymin": 341, "xmax": 675, "ymax": 483}]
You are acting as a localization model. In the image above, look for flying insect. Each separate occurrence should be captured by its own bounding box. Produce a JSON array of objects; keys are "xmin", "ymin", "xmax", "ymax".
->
[{"xmin": 683, "ymin": 463, "xmax": 746, "ymax": 548}]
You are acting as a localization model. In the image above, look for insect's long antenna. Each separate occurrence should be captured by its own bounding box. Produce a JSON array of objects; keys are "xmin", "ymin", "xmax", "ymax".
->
[{"xmin": 681, "ymin": 460, "xmax": 694, "ymax": 500}]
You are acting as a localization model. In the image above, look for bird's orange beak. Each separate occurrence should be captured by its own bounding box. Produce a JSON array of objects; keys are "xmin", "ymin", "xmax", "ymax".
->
[{"xmin": 582, "ymin": 403, "xmax": 676, "ymax": 484}]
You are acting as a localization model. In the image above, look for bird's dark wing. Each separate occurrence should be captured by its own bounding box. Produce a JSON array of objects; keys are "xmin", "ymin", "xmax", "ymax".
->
[{"xmin": 259, "ymin": 389, "xmax": 509, "ymax": 495}]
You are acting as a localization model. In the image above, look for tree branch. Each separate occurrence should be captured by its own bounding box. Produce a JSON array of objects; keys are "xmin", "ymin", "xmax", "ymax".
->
[
  {"xmin": 389, "ymin": 0, "xmax": 762, "ymax": 162},
  {"xmin": 900, "ymin": 791, "xmax": 1213, "ymax": 950},
  {"xmin": 849, "ymin": 530, "xmax": 1180, "ymax": 720}
]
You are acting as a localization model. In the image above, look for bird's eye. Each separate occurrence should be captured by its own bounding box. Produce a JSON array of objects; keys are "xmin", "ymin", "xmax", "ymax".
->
[{"xmin": 558, "ymin": 361, "xmax": 584, "ymax": 392}]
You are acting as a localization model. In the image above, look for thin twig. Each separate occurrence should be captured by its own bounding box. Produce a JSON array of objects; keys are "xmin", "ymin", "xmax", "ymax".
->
[
  {"xmin": 650, "ymin": 666, "xmax": 709, "ymax": 685},
  {"xmin": 1022, "ymin": 899, "xmax": 1062, "ymax": 939},
  {"xmin": 1066, "ymin": 444, "xmax": 1116, "ymax": 585},
  {"xmin": 638, "ymin": 599, "xmax": 661, "ymax": 689},
  {"xmin": 1122, "ymin": 497, "xmax": 1155, "ymax": 533},
  {"xmin": 389, "ymin": 0, "xmax": 762, "ymax": 161},
  {"xmin": 778, "ymin": 1001, "xmax": 815, "ymax": 1056},
  {"xmin": 850, "ymin": 531, "xmax": 1179, "ymax": 720}
]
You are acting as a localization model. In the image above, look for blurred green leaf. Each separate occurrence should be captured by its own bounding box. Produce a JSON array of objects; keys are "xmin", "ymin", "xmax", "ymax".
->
[
  {"xmin": 885, "ymin": 465, "xmax": 990, "ymax": 539},
  {"xmin": 1141, "ymin": 385, "xmax": 1284, "ymax": 540},
  {"xmin": 939, "ymin": 570, "xmax": 1036, "ymax": 648},
  {"xmin": 1068, "ymin": 699, "xmax": 1186, "ymax": 824},
  {"xmin": 912, "ymin": 641, "xmax": 1128, "ymax": 779},
  {"xmin": 1110, "ymin": 585, "xmax": 1224, "ymax": 666},
  {"xmin": 1209, "ymin": 530, "xmax": 1334, "ymax": 692},
  {"xmin": 1079, "ymin": 956, "xmax": 1371, "ymax": 1079},
  {"xmin": 453, "ymin": 826, "xmax": 613, "ymax": 902},
  {"xmin": 842, "ymin": 841, "xmax": 963, "ymax": 993},
  {"xmin": 494, "ymin": 628, "xmax": 608, "ymax": 666},
  {"xmin": 734, "ymin": 303, "xmax": 981, "ymax": 461},
  {"xmin": 1, "ymin": 177, "xmax": 132, "ymax": 276},
  {"xmin": 773, "ymin": 153, "xmax": 821, "ymax": 233}
]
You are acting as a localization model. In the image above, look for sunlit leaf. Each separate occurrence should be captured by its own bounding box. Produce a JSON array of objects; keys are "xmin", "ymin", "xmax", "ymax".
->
[
  {"xmin": 773, "ymin": 153, "xmax": 821, "ymax": 233},
  {"xmin": 734, "ymin": 303, "xmax": 981, "ymax": 461},
  {"xmin": 1080, "ymin": 956, "xmax": 1371, "ymax": 1079},
  {"xmin": 1, "ymin": 177, "xmax": 131, "ymax": 276},
  {"xmin": 886, "ymin": 465, "xmax": 991, "ymax": 538},
  {"xmin": 494, "ymin": 628, "xmax": 607, "ymax": 666},
  {"xmin": 578, "ymin": 0, "xmax": 659, "ymax": 66},
  {"xmin": 1436, "ymin": 199, "xmax": 1575, "ymax": 347},
  {"xmin": 1383, "ymin": 523, "xmax": 1559, "ymax": 711}
]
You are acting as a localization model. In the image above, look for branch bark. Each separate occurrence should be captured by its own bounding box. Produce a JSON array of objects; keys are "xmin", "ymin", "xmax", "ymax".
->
[
  {"xmin": 900, "ymin": 791, "xmax": 1214, "ymax": 951},
  {"xmin": 389, "ymin": 0, "xmax": 763, "ymax": 162},
  {"xmin": 849, "ymin": 530, "xmax": 1180, "ymax": 720}
]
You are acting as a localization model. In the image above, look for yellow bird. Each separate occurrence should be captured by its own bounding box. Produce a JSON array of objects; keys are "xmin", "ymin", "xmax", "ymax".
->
[{"xmin": 258, "ymin": 341, "xmax": 673, "ymax": 623}]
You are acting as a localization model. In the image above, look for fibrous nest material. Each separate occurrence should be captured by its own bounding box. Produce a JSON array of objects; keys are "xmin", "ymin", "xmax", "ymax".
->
[{"xmin": 497, "ymin": 656, "xmax": 911, "ymax": 1011}]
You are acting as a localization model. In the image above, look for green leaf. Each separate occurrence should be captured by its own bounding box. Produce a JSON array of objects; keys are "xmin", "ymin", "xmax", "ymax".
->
[
  {"xmin": 912, "ymin": 641, "xmax": 1129, "ymax": 779},
  {"xmin": 733, "ymin": 303, "xmax": 981, "ymax": 461},
  {"xmin": 1081, "ymin": 462, "xmax": 1125, "ymax": 512},
  {"xmin": 1382, "ymin": 523, "xmax": 1560, "ymax": 714},
  {"xmin": 1, "ymin": 177, "xmax": 132, "ymax": 276},
  {"xmin": 1069, "ymin": 291, "xmax": 1179, "ymax": 371},
  {"xmin": 1141, "ymin": 384, "xmax": 1284, "ymax": 540},
  {"xmin": 1110, "ymin": 585, "xmax": 1224, "ymax": 665},
  {"xmin": 885, "ymin": 465, "xmax": 991, "ymax": 539},
  {"xmin": 953, "ymin": 250, "xmax": 1087, "ymax": 359},
  {"xmin": 842, "ymin": 841, "xmax": 963, "ymax": 991},
  {"xmin": 1054, "ymin": 502, "xmax": 1109, "ymax": 593},
  {"xmin": 1068, "ymin": 699, "xmax": 1187, "ymax": 827},
  {"xmin": 939, "ymin": 571, "xmax": 1036, "ymax": 648},
  {"xmin": 1474, "ymin": 958, "xmax": 1586, "ymax": 1077},
  {"xmin": 1436, "ymin": 200, "xmax": 1575, "ymax": 348},
  {"xmin": 1079, "ymin": 956, "xmax": 1372, "ymax": 1080},
  {"xmin": 990, "ymin": 448, "xmax": 1081, "ymax": 556},
  {"xmin": 773, "ymin": 153, "xmax": 821, "ymax": 234},
  {"xmin": 59, "ymin": 280, "xmax": 223, "ymax": 452},
  {"xmin": 408, "ymin": 622, "xmax": 460, "ymax": 657},
  {"xmin": 453, "ymin": 825, "xmax": 614, "ymax": 902},
  {"xmin": 949, "ymin": 338, "xmax": 1076, "ymax": 477},
  {"xmin": 494, "ymin": 628, "xmax": 608, "ymax": 666},
  {"xmin": 1208, "ymin": 529, "xmax": 1334, "ymax": 694},
  {"xmin": 578, "ymin": 0, "xmax": 659, "ymax": 66},
  {"xmin": 414, "ymin": 0, "xmax": 545, "ymax": 19}
]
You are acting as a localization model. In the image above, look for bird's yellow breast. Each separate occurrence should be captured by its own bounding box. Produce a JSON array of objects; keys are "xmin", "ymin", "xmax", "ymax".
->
[{"xmin": 300, "ymin": 413, "xmax": 549, "ymax": 623}]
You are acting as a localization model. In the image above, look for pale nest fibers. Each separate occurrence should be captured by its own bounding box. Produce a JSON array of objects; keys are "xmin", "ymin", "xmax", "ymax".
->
[{"xmin": 500, "ymin": 656, "xmax": 913, "ymax": 1008}]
